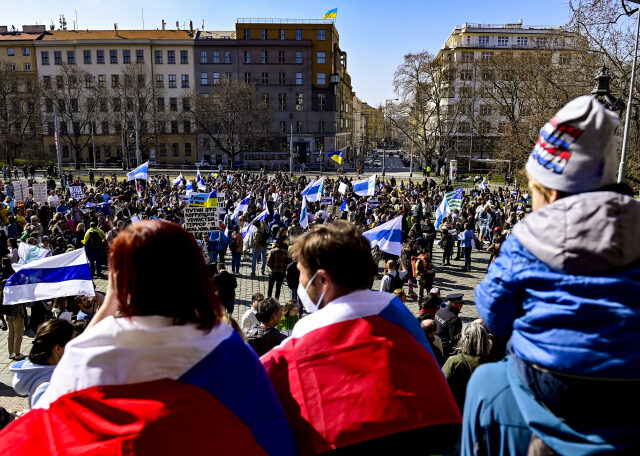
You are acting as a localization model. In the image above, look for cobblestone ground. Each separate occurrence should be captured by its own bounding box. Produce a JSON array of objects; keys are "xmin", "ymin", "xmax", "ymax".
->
[{"xmin": 0, "ymin": 243, "xmax": 488, "ymax": 414}]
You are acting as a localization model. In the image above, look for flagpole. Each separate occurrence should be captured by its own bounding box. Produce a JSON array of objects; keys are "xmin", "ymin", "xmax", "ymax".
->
[
  {"xmin": 289, "ymin": 124, "xmax": 293, "ymax": 177},
  {"xmin": 54, "ymin": 105, "xmax": 63, "ymax": 178}
]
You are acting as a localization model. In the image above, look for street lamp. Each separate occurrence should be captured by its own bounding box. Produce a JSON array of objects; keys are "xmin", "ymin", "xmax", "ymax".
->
[
  {"xmin": 382, "ymin": 98, "xmax": 398, "ymax": 177},
  {"xmin": 619, "ymin": 0, "xmax": 640, "ymax": 183}
]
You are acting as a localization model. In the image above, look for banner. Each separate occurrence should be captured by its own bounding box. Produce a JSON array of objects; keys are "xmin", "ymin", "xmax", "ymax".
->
[
  {"xmin": 70, "ymin": 186, "xmax": 84, "ymax": 200},
  {"xmin": 184, "ymin": 206, "xmax": 220, "ymax": 234},
  {"xmin": 368, "ymin": 199, "xmax": 379, "ymax": 207},
  {"xmin": 32, "ymin": 183, "xmax": 48, "ymax": 203},
  {"xmin": 13, "ymin": 180, "xmax": 29, "ymax": 202}
]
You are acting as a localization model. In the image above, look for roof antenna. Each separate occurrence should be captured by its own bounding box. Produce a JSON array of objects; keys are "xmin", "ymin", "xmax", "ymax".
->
[{"xmin": 142, "ymin": 8, "xmax": 145, "ymax": 29}]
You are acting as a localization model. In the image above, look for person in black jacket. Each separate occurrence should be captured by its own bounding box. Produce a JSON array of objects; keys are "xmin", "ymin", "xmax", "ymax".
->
[
  {"xmin": 213, "ymin": 264, "xmax": 237, "ymax": 314},
  {"xmin": 246, "ymin": 297, "xmax": 285, "ymax": 356},
  {"xmin": 434, "ymin": 293, "xmax": 464, "ymax": 360},
  {"xmin": 285, "ymin": 257, "xmax": 300, "ymax": 301}
]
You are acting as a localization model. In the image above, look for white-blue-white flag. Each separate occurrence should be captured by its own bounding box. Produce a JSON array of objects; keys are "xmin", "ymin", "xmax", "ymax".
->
[
  {"xmin": 479, "ymin": 178, "xmax": 487, "ymax": 190},
  {"xmin": 185, "ymin": 180, "xmax": 193, "ymax": 195},
  {"xmin": 300, "ymin": 197, "xmax": 309, "ymax": 229},
  {"xmin": 3, "ymin": 248, "xmax": 95, "ymax": 305},
  {"xmin": 127, "ymin": 161, "xmax": 149, "ymax": 181},
  {"xmin": 362, "ymin": 215, "xmax": 403, "ymax": 257},
  {"xmin": 242, "ymin": 209, "xmax": 269, "ymax": 238},
  {"xmin": 352, "ymin": 175, "xmax": 376, "ymax": 197},
  {"xmin": 272, "ymin": 192, "xmax": 280, "ymax": 203},
  {"xmin": 301, "ymin": 177, "xmax": 324, "ymax": 202},
  {"xmin": 18, "ymin": 243, "xmax": 51, "ymax": 264},
  {"xmin": 340, "ymin": 200, "xmax": 348, "ymax": 212},
  {"xmin": 196, "ymin": 170, "xmax": 207, "ymax": 190},
  {"xmin": 172, "ymin": 173, "xmax": 183, "ymax": 187},
  {"xmin": 130, "ymin": 214, "xmax": 141, "ymax": 224},
  {"xmin": 262, "ymin": 193, "xmax": 268, "ymax": 211},
  {"xmin": 233, "ymin": 196, "xmax": 250, "ymax": 217},
  {"xmin": 435, "ymin": 198, "xmax": 449, "ymax": 230}
]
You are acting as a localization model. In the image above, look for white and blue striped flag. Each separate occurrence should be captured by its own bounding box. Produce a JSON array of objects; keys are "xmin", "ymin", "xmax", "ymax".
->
[
  {"xmin": 262, "ymin": 193, "xmax": 268, "ymax": 210},
  {"xmin": 3, "ymin": 248, "xmax": 95, "ymax": 305},
  {"xmin": 340, "ymin": 200, "xmax": 348, "ymax": 212},
  {"xmin": 300, "ymin": 197, "xmax": 309, "ymax": 230},
  {"xmin": 446, "ymin": 187, "xmax": 464, "ymax": 212},
  {"xmin": 242, "ymin": 209, "xmax": 269, "ymax": 238},
  {"xmin": 18, "ymin": 243, "xmax": 51, "ymax": 264},
  {"xmin": 172, "ymin": 173, "xmax": 183, "ymax": 187},
  {"xmin": 479, "ymin": 178, "xmax": 487, "ymax": 190},
  {"xmin": 362, "ymin": 215, "xmax": 403, "ymax": 257},
  {"xmin": 127, "ymin": 161, "xmax": 149, "ymax": 181},
  {"xmin": 352, "ymin": 175, "xmax": 376, "ymax": 197},
  {"xmin": 185, "ymin": 180, "xmax": 193, "ymax": 195},
  {"xmin": 233, "ymin": 196, "xmax": 250, "ymax": 217},
  {"xmin": 196, "ymin": 170, "xmax": 207, "ymax": 190},
  {"xmin": 301, "ymin": 177, "xmax": 324, "ymax": 202},
  {"xmin": 435, "ymin": 198, "xmax": 449, "ymax": 230}
]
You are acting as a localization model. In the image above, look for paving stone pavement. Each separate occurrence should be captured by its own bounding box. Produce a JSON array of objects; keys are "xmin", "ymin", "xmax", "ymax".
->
[{"xmin": 0, "ymin": 243, "xmax": 488, "ymax": 415}]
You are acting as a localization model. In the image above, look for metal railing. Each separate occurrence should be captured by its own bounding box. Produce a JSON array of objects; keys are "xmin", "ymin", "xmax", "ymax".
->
[
  {"xmin": 237, "ymin": 18, "xmax": 334, "ymax": 24},
  {"xmin": 456, "ymin": 23, "xmax": 562, "ymax": 30}
]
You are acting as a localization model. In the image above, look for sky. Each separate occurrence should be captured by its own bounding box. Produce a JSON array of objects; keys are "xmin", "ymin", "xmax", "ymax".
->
[{"xmin": 1, "ymin": 0, "xmax": 571, "ymax": 106}]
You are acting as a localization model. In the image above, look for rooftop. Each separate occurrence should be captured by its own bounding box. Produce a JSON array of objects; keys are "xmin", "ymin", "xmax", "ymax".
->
[
  {"xmin": 237, "ymin": 18, "xmax": 334, "ymax": 25},
  {"xmin": 455, "ymin": 22, "xmax": 563, "ymax": 31},
  {"xmin": 0, "ymin": 33, "xmax": 43, "ymax": 41},
  {"xmin": 41, "ymin": 29, "xmax": 195, "ymax": 41},
  {"xmin": 198, "ymin": 30, "xmax": 236, "ymax": 40}
]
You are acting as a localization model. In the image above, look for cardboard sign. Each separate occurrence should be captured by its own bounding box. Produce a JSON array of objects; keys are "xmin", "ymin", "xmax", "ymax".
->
[
  {"xmin": 32, "ymin": 183, "xmax": 48, "ymax": 203},
  {"xmin": 13, "ymin": 180, "xmax": 29, "ymax": 202},
  {"xmin": 70, "ymin": 186, "xmax": 84, "ymax": 200},
  {"xmin": 184, "ymin": 206, "xmax": 220, "ymax": 233}
]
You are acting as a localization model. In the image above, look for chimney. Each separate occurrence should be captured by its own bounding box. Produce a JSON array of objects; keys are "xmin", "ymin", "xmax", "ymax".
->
[
  {"xmin": 189, "ymin": 20, "xmax": 194, "ymax": 34},
  {"xmin": 176, "ymin": 21, "xmax": 180, "ymax": 30},
  {"xmin": 0, "ymin": 26, "xmax": 7, "ymax": 33},
  {"xmin": 114, "ymin": 23, "xmax": 118, "ymax": 36},
  {"xmin": 162, "ymin": 19, "xmax": 166, "ymax": 30},
  {"xmin": 22, "ymin": 25, "xmax": 46, "ymax": 33}
]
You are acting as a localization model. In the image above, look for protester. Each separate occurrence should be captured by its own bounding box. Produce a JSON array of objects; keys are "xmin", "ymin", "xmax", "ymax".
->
[
  {"xmin": 240, "ymin": 292, "xmax": 263, "ymax": 332},
  {"xmin": 245, "ymin": 297, "xmax": 286, "ymax": 356},
  {"xmin": 276, "ymin": 299, "xmax": 300, "ymax": 334},
  {"xmin": 82, "ymin": 221, "xmax": 106, "ymax": 278},
  {"xmin": 420, "ymin": 318, "xmax": 445, "ymax": 367},
  {"xmin": 380, "ymin": 259, "xmax": 403, "ymax": 293},
  {"xmin": 266, "ymin": 239, "xmax": 290, "ymax": 299},
  {"xmin": 213, "ymin": 263, "xmax": 237, "ymax": 314},
  {"xmin": 434, "ymin": 293, "xmax": 464, "ymax": 360}
]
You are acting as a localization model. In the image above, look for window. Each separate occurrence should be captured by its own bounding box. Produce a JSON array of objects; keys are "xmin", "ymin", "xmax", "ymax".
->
[
  {"xmin": 111, "ymin": 74, "xmax": 119, "ymax": 87},
  {"xmin": 497, "ymin": 36, "xmax": 509, "ymax": 47},
  {"xmin": 156, "ymin": 74, "xmax": 164, "ymax": 88},
  {"xmin": 212, "ymin": 50, "xmax": 219, "ymax": 63},
  {"xmin": 244, "ymin": 72, "xmax": 251, "ymax": 83},
  {"xmin": 481, "ymin": 52, "xmax": 493, "ymax": 61},
  {"xmin": 123, "ymin": 50, "xmax": 131, "ymax": 63},
  {"xmin": 559, "ymin": 53, "xmax": 571, "ymax": 65},
  {"xmin": 296, "ymin": 72, "xmax": 303, "ymax": 85},
  {"xmin": 478, "ymin": 36, "xmax": 489, "ymax": 46},
  {"xmin": 100, "ymin": 121, "xmax": 109, "ymax": 135},
  {"xmin": 54, "ymin": 51, "xmax": 62, "ymax": 65},
  {"xmin": 458, "ymin": 122, "xmax": 471, "ymax": 133},
  {"xmin": 67, "ymin": 51, "xmax": 75, "ymax": 64},
  {"xmin": 124, "ymin": 74, "xmax": 133, "ymax": 88},
  {"xmin": 479, "ymin": 121, "xmax": 492, "ymax": 134},
  {"xmin": 277, "ymin": 51, "xmax": 285, "ymax": 63},
  {"xmin": 180, "ymin": 50, "xmax": 188, "ymax": 64},
  {"xmin": 200, "ymin": 72, "xmax": 208, "ymax": 85},
  {"xmin": 517, "ymin": 36, "xmax": 528, "ymax": 47},
  {"xmin": 318, "ymin": 93, "xmax": 326, "ymax": 111},
  {"xmin": 224, "ymin": 51, "xmax": 232, "ymax": 63},
  {"xmin": 460, "ymin": 69, "xmax": 473, "ymax": 81},
  {"xmin": 243, "ymin": 29, "xmax": 250, "ymax": 40},
  {"xmin": 316, "ymin": 52, "xmax": 327, "ymax": 65},
  {"xmin": 125, "ymin": 97, "xmax": 134, "ymax": 110},
  {"xmin": 97, "ymin": 50, "xmax": 105, "ymax": 64},
  {"xmin": 535, "ymin": 37, "xmax": 548, "ymax": 47},
  {"xmin": 70, "ymin": 99, "xmax": 79, "ymax": 112},
  {"xmin": 41, "ymin": 51, "xmax": 49, "ymax": 65},
  {"xmin": 213, "ymin": 72, "xmax": 220, "ymax": 84},
  {"xmin": 460, "ymin": 87, "xmax": 472, "ymax": 98},
  {"xmin": 318, "ymin": 29, "xmax": 326, "ymax": 40},
  {"xmin": 280, "ymin": 29, "xmax": 285, "ymax": 40},
  {"xmin": 98, "ymin": 74, "xmax": 106, "ymax": 88},
  {"xmin": 296, "ymin": 29, "xmax": 302, "ymax": 40},
  {"xmin": 157, "ymin": 144, "xmax": 165, "ymax": 157},
  {"xmin": 155, "ymin": 50, "xmax": 163, "ymax": 64},
  {"xmin": 184, "ymin": 143, "xmax": 192, "ymax": 156},
  {"xmin": 100, "ymin": 98, "xmax": 108, "ymax": 112},
  {"xmin": 45, "ymin": 99, "xmax": 53, "ymax": 112},
  {"xmin": 479, "ymin": 105, "xmax": 492, "ymax": 116},
  {"xmin": 261, "ymin": 29, "xmax": 267, "ymax": 40},
  {"xmin": 114, "ymin": 122, "xmax": 121, "ymax": 134},
  {"xmin": 43, "ymin": 76, "xmax": 52, "ymax": 89},
  {"xmin": 168, "ymin": 50, "xmax": 176, "ymax": 64},
  {"xmin": 295, "ymin": 51, "xmax": 303, "ymax": 64},
  {"xmin": 170, "ymin": 98, "xmax": 178, "ymax": 111},
  {"xmin": 296, "ymin": 93, "xmax": 303, "ymax": 111},
  {"xmin": 157, "ymin": 97, "xmax": 165, "ymax": 111},
  {"xmin": 181, "ymin": 74, "xmax": 189, "ymax": 88},
  {"xmin": 244, "ymin": 51, "xmax": 251, "ymax": 63},
  {"xmin": 296, "ymin": 121, "xmax": 303, "ymax": 133},
  {"xmin": 279, "ymin": 72, "xmax": 286, "ymax": 84},
  {"xmin": 461, "ymin": 51, "xmax": 473, "ymax": 62},
  {"xmin": 261, "ymin": 93, "xmax": 269, "ymax": 106},
  {"xmin": 261, "ymin": 51, "xmax": 268, "ymax": 63},
  {"xmin": 136, "ymin": 49, "xmax": 144, "ymax": 63},
  {"xmin": 226, "ymin": 71, "xmax": 232, "ymax": 79},
  {"xmin": 169, "ymin": 143, "xmax": 179, "ymax": 157},
  {"xmin": 278, "ymin": 93, "xmax": 286, "ymax": 111},
  {"xmin": 110, "ymin": 50, "xmax": 118, "ymax": 64},
  {"xmin": 83, "ymin": 50, "xmax": 92, "ymax": 64},
  {"xmin": 24, "ymin": 63, "xmax": 31, "ymax": 72},
  {"xmin": 317, "ymin": 73, "xmax": 326, "ymax": 85},
  {"xmin": 260, "ymin": 72, "xmax": 268, "ymax": 84},
  {"xmin": 137, "ymin": 74, "xmax": 145, "ymax": 86},
  {"xmin": 318, "ymin": 120, "xmax": 325, "ymax": 132},
  {"xmin": 183, "ymin": 98, "xmax": 190, "ymax": 111},
  {"xmin": 498, "ymin": 122, "xmax": 507, "ymax": 134},
  {"xmin": 279, "ymin": 121, "xmax": 286, "ymax": 133},
  {"xmin": 183, "ymin": 121, "xmax": 191, "ymax": 133},
  {"xmin": 169, "ymin": 74, "xmax": 177, "ymax": 88},
  {"xmin": 7, "ymin": 48, "xmax": 14, "ymax": 56}
]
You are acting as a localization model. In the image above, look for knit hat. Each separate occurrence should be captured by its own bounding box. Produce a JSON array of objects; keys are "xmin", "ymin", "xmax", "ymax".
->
[{"xmin": 525, "ymin": 96, "xmax": 620, "ymax": 193}]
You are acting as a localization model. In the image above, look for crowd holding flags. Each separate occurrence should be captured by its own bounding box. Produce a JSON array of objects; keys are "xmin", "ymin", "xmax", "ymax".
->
[{"xmin": 436, "ymin": 187, "xmax": 464, "ymax": 229}]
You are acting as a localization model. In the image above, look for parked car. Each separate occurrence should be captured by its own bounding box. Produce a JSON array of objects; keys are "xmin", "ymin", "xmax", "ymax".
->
[
  {"xmin": 373, "ymin": 159, "xmax": 382, "ymax": 167},
  {"xmin": 194, "ymin": 160, "xmax": 212, "ymax": 168}
]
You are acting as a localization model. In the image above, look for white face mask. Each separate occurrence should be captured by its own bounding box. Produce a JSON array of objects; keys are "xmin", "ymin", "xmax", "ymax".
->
[{"xmin": 297, "ymin": 270, "xmax": 326, "ymax": 314}]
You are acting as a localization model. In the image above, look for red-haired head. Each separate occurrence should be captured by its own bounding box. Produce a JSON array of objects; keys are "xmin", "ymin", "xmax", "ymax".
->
[{"xmin": 109, "ymin": 220, "xmax": 222, "ymax": 331}]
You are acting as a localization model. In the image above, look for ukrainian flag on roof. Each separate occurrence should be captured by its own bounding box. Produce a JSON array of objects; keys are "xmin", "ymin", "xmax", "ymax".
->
[
  {"xmin": 323, "ymin": 8, "xmax": 338, "ymax": 19},
  {"xmin": 328, "ymin": 150, "xmax": 343, "ymax": 164}
]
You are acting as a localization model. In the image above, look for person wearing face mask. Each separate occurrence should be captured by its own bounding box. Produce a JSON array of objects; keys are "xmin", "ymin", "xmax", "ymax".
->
[{"xmin": 261, "ymin": 221, "xmax": 461, "ymax": 455}]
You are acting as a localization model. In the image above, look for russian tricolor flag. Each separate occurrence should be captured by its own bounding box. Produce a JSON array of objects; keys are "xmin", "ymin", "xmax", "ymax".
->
[
  {"xmin": 261, "ymin": 289, "xmax": 461, "ymax": 454},
  {"xmin": 0, "ymin": 317, "xmax": 298, "ymax": 455}
]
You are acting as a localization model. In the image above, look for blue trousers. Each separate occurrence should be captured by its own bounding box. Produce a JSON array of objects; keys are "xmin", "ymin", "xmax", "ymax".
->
[{"xmin": 252, "ymin": 247, "xmax": 267, "ymax": 274}]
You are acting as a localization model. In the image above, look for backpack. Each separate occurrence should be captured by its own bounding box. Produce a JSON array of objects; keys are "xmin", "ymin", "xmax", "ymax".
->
[
  {"xmin": 386, "ymin": 270, "xmax": 403, "ymax": 292},
  {"xmin": 256, "ymin": 229, "xmax": 268, "ymax": 247},
  {"xmin": 86, "ymin": 230, "xmax": 103, "ymax": 249},
  {"xmin": 228, "ymin": 235, "xmax": 240, "ymax": 252}
]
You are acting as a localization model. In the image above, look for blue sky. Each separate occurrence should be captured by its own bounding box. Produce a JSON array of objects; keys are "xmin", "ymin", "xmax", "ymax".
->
[{"xmin": 1, "ymin": 0, "xmax": 571, "ymax": 106}]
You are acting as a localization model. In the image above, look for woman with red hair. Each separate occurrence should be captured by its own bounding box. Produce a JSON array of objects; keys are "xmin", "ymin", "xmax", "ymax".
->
[{"xmin": 0, "ymin": 221, "xmax": 297, "ymax": 456}]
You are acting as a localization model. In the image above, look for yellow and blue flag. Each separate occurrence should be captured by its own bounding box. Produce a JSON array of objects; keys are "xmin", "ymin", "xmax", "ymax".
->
[
  {"xmin": 323, "ymin": 8, "xmax": 338, "ymax": 19},
  {"xmin": 328, "ymin": 150, "xmax": 343, "ymax": 164}
]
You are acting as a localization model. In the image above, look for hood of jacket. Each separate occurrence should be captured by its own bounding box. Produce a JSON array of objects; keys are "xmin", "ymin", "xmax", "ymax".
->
[
  {"xmin": 10, "ymin": 359, "xmax": 55, "ymax": 398},
  {"xmin": 513, "ymin": 191, "xmax": 640, "ymax": 274}
]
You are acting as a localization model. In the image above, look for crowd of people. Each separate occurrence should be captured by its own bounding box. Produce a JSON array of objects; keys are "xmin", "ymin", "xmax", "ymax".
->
[{"xmin": 0, "ymin": 96, "xmax": 638, "ymax": 454}]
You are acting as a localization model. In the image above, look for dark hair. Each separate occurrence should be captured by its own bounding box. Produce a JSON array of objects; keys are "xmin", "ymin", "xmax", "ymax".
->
[
  {"xmin": 256, "ymin": 297, "xmax": 281, "ymax": 324},
  {"xmin": 109, "ymin": 220, "xmax": 223, "ymax": 332},
  {"xmin": 28, "ymin": 319, "xmax": 74, "ymax": 365},
  {"xmin": 291, "ymin": 220, "xmax": 374, "ymax": 290},
  {"xmin": 72, "ymin": 319, "xmax": 89, "ymax": 336}
]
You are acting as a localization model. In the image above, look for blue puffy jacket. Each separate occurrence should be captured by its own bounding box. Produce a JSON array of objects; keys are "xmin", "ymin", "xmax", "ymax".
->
[{"xmin": 475, "ymin": 191, "xmax": 640, "ymax": 379}]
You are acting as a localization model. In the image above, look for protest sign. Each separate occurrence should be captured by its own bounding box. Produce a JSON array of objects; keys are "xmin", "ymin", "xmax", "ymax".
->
[
  {"xmin": 321, "ymin": 197, "xmax": 333, "ymax": 205},
  {"xmin": 32, "ymin": 183, "xmax": 48, "ymax": 203},
  {"xmin": 13, "ymin": 180, "xmax": 29, "ymax": 202},
  {"xmin": 184, "ymin": 206, "xmax": 220, "ymax": 233},
  {"xmin": 70, "ymin": 186, "xmax": 84, "ymax": 200},
  {"xmin": 338, "ymin": 182, "xmax": 347, "ymax": 195},
  {"xmin": 368, "ymin": 199, "xmax": 379, "ymax": 207}
]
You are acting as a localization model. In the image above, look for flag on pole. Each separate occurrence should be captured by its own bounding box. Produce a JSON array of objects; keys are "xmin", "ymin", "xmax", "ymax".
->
[
  {"xmin": 301, "ymin": 177, "xmax": 324, "ymax": 202},
  {"xmin": 262, "ymin": 194, "xmax": 268, "ymax": 211},
  {"xmin": 196, "ymin": 170, "xmax": 207, "ymax": 190},
  {"xmin": 323, "ymin": 7, "xmax": 338, "ymax": 19},
  {"xmin": 300, "ymin": 197, "xmax": 309, "ymax": 230},
  {"xmin": 328, "ymin": 150, "xmax": 343, "ymax": 164},
  {"xmin": 352, "ymin": 175, "xmax": 376, "ymax": 197},
  {"xmin": 3, "ymin": 249, "xmax": 94, "ymax": 305},
  {"xmin": 340, "ymin": 200, "xmax": 348, "ymax": 212},
  {"xmin": 185, "ymin": 180, "xmax": 193, "ymax": 195},
  {"xmin": 173, "ymin": 173, "xmax": 183, "ymax": 187},
  {"xmin": 242, "ymin": 209, "xmax": 269, "ymax": 238},
  {"xmin": 127, "ymin": 161, "xmax": 149, "ymax": 181},
  {"xmin": 479, "ymin": 178, "xmax": 487, "ymax": 190},
  {"xmin": 435, "ymin": 198, "xmax": 449, "ymax": 230},
  {"xmin": 362, "ymin": 215, "xmax": 403, "ymax": 257},
  {"xmin": 233, "ymin": 197, "xmax": 250, "ymax": 217},
  {"xmin": 445, "ymin": 188, "xmax": 464, "ymax": 212}
]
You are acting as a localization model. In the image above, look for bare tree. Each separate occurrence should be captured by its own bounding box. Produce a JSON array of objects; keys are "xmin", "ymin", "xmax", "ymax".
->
[
  {"xmin": 188, "ymin": 78, "xmax": 271, "ymax": 166},
  {"xmin": 41, "ymin": 63, "xmax": 107, "ymax": 170},
  {"xmin": 0, "ymin": 63, "xmax": 41, "ymax": 166}
]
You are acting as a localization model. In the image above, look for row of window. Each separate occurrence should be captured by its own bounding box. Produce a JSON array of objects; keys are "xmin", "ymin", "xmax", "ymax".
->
[
  {"xmin": 43, "ymin": 73, "xmax": 190, "ymax": 89},
  {"xmin": 5, "ymin": 47, "xmax": 30, "ymax": 56},
  {"xmin": 44, "ymin": 95, "xmax": 192, "ymax": 114},
  {"xmin": 242, "ymin": 28, "xmax": 327, "ymax": 41},
  {"xmin": 199, "ymin": 71, "xmax": 327, "ymax": 86},
  {"xmin": 40, "ymin": 49, "xmax": 190, "ymax": 65},
  {"xmin": 469, "ymin": 35, "xmax": 550, "ymax": 47},
  {"xmin": 4, "ymin": 63, "xmax": 32, "ymax": 72},
  {"xmin": 50, "ymin": 143, "xmax": 192, "ymax": 159},
  {"xmin": 48, "ymin": 120, "xmax": 194, "ymax": 136}
]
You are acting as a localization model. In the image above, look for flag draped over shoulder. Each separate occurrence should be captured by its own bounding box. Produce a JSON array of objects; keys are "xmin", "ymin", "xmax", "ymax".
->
[
  {"xmin": 0, "ymin": 317, "xmax": 297, "ymax": 455},
  {"xmin": 362, "ymin": 215, "xmax": 403, "ymax": 256},
  {"xmin": 4, "ymin": 249, "xmax": 94, "ymax": 305},
  {"xmin": 261, "ymin": 289, "xmax": 461, "ymax": 455}
]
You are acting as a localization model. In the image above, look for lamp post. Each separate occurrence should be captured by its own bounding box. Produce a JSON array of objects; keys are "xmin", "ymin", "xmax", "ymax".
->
[
  {"xmin": 619, "ymin": 0, "xmax": 640, "ymax": 183},
  {"xmin": 382, "ymin": 98, "xmax": 398, "ymax": 177}
]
